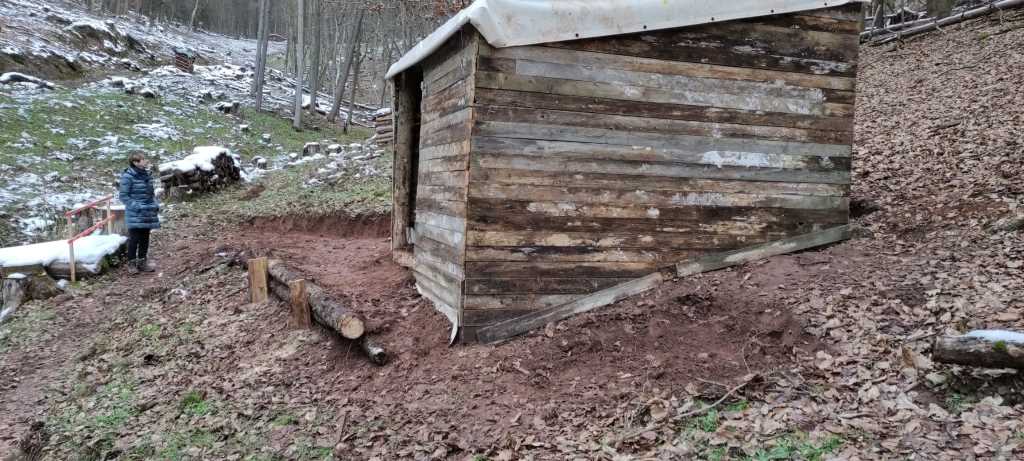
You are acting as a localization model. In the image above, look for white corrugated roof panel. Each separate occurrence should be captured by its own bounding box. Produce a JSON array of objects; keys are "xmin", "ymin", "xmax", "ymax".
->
[{"xmin": 386, "ymin": 0, "xmax": 864, "ymax": 79}]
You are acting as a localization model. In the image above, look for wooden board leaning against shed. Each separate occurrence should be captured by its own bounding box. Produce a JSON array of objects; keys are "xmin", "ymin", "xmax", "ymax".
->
[{"xmin": 390, "ymin": 3, "xmax": 864, "ymax": 343}]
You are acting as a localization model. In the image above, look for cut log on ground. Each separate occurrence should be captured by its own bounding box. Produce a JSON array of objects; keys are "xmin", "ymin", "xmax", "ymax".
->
[
  {"xmin": 266, "ymin": 259, "xmax": 366, "ymax": 340},
  {"xmin": 933, "ymin": 332, "xmax": 1024, "ymax": 369}
]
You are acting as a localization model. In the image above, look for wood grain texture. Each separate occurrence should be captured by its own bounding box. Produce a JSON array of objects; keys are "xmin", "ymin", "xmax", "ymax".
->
[
  {"xmin": 475, "ymin": 273, "xmax": 664, "ymax": 343},
  {"xmin": 546, "ymin": 14, "xmax": 859, "ymax": 77},
  {"xmin": 676, "ymin": 225, "xmax": 850, "ymax": 276},
  {"xmin": 248, "ymin": 257, "xmax": 268, "ymax": 303},
  {"xmin": 473, "ymin": 103, "xmax": 851, "ymax": 144},
  {"xmin": 479, "ymin": 43, "xmax": 856, "ymax": 90}
]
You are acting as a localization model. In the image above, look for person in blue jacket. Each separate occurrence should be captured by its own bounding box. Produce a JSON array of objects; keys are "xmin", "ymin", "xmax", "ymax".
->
[{"xmin": 118, "ymin": 151, "xmax": 160, "ymax": 273}]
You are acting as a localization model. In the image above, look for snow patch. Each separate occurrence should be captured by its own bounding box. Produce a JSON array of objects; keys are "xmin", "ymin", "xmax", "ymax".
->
[
  {"xmin": 965, "ymin": 330, "xmax": 1024, "ymax": 344},
  {"xmin": 159, "ymin": 146, "xmax": 239, "ymax": 174},
  {"xmin": 0, "ymin": 234, "xmax": 127, "ymax": 273}
]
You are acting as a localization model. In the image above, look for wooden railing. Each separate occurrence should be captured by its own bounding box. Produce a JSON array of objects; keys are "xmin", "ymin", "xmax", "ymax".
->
[{"xmin": 65, "ymin": 195, "xmax": 114, "ymax": 282}]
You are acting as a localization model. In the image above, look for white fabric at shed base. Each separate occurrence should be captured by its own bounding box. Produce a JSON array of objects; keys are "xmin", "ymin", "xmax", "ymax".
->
[{"xmin": 386, "ymin": 0, "xmax": 865, "ymax": 79}]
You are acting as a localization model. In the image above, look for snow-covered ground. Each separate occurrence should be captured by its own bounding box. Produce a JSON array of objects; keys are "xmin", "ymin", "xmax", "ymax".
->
[{"xmin": 0, "ymin": 0, "xmax": 277, "ymax": 75}]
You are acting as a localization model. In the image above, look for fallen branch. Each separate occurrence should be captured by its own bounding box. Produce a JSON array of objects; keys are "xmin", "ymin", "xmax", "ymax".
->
[{"xmin": 872, "ymin": 0, "xmax": 1024, "ymax": 45}]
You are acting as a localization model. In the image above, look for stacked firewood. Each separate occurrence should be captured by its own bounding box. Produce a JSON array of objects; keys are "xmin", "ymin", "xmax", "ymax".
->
[
  {"xmin": 158, "ymin": 146, "xmax": 242, "ymax": 198},
  {"xmin": 373, "ymin": 109, "xmax": 393, "ymax": 146}
]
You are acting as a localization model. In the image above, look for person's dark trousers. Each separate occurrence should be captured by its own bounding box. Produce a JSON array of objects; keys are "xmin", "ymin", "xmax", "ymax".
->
[{"xmin": 126, "ymin": 228, "xmax": 151, "ymax": 261}]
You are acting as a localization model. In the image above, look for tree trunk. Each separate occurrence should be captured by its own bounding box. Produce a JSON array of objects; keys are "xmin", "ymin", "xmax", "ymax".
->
[
  {"xmin": 265, "ymin": 260, "xmax": 365, "ymax": 339},
  {"xmin": 189, "ymin": 0, "xmax": 202, "ymax": 31},
  {"xmin": 342, "ymin": 43, "xmax": 363, "ymax": 134},
  {"xmin": 933, "ymin": 335, "xmax": 1024, "ymax": 369},
  {"xmin": 292, "ymin": 0, "xmax": 305, "ymax": 130},
  {"xmin": 253, "ymin": 0, "xmax": 270, "ymax": 111},
  {"xmin": 328, "ymin": 9, "xmax": 365, "ymax": 122},
  {"xmin": 0, "ymin": 275, "xmax": 28, "ymax": 324},
  {"xmin": 307, "ymin": 0, "xmax": 322, "ymax": 114}
]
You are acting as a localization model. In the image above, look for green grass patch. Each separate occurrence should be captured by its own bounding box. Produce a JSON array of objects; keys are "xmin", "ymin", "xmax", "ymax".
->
[
  {"xmin": 744, "ymin": 433, "xmax": 844, "ymax": 461},
  {"xmin": 156, "ymin": 428, "xmax": 218, "ymax": 460},
  {"xmin": 272, "ymin": 412, "xmax": 299, "ymax": 427},
  {"xmin": 0, "ymin": 305, "xmax": 56, "ymax": 354},
  {"xmin": 46, "ymin": 372, "xmax": 140, "ymax": 460},
  {"xmin": 179, "ymin": 389, "xmax": 214, "ymax": 417},
  {"xmin": 993, "ymin": 340, "xmax": 1008, "ymax": 353}
]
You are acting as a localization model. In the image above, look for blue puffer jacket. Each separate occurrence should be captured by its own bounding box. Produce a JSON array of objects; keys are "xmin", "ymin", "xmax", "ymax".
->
[{"xmin": 119, "ymin": 166, "xmax": 161, "ymax": 230}]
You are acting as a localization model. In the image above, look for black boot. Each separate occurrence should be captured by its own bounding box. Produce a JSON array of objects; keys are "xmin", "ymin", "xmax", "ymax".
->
[
  {"xmin": 128, "ymin": 259, "xmax": 140, "ymax": 274},
  {"xmin": 137, "ymin": 259, "xmax": 155, "ymax": 273}
]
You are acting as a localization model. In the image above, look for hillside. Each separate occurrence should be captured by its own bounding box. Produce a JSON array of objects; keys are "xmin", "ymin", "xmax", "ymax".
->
[{"xmin": 1, "ymin": 3, "xmax": 1024, "ymax": 461}]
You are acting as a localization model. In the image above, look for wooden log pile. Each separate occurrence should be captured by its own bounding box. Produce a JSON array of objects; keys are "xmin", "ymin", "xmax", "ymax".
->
[
  {"xmin": 863, "ymin": 0, "xmax": 1024, "ymax": 44},
  {"xmin": 158, "ymin": 147, "xmax": 242, "ymax": 198},
  {"xmin": 373, "ymin": 109, "xmax": 393, "ymax": 146},
  {"xmin": 249, "ymin": 258, "xmax": 387, "ymax": 365}
]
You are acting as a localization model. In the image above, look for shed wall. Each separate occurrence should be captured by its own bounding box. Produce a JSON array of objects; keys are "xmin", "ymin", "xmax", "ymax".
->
[
  {"xmin": 460, "ymin": 4, "xmax": 862, "ymax": 337},
  {"xmin": 411, "ymin": 30, "xmax": 479, "ymax": 323}
]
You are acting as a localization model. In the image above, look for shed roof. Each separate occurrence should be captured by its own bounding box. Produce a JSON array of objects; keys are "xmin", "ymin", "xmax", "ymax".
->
[{"xmin": 386, "ymin": 0, "xmax": 864, "ymax": 79}]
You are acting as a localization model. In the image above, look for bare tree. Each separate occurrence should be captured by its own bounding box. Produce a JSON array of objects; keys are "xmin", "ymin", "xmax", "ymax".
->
[
  {"xmin": 342, "ymin": 43, "xmax": 363, "ymax": 134},
  {"xmin": 328, "ymin": 9, "xmax": 365, "ymax": 122},
  {"xmin": 293, "ymin": 0, "xmax": 305, "ymax": 130},
  {"xmin": 189, "ymin": 0, "xmax": 203, "ymax": 31},
  {"xmin": 308, "ymin": 0, "xmax": 322, "ymax": 114},
  {"xmin": 252, "ymin": 0, "xmax": 270, "ymax": 111}
]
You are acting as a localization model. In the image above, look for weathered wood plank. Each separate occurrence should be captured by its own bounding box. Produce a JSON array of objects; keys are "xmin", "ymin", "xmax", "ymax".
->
[
  {"xmin": 546, "ymin": 25, "xmax": 857, "ymax": 77},
  {"xmin": 468, "ymin": 197, "xmax": 848, "ymax": 224},
  {"xmin": 418, "ymin": 107, "xmax": 471, "ymax": 138},
  {"xmin": 512, "ymin": 58, "xmax": 857, "ymax": 109},
  {"xmin": 474, "ymin": 121, "xmax": 851, "ymax": 156},
  {"xmin": 475, "ymin": 88, "xmax": 854, "ymax": 133},
  {"xmin": 420, "ymin": 121, "xmax": 473, "ymax": 149},
  {"xmin": 754, "ymin": 13, "xmax": 862, "ymax": 34},
  {"xmin": 463, "ymin": 308, "xmax": 537, "ymax": 326},
  {"xmin": 465, "ymin": 246, "xmax": 703, "ymax": 264},
  {"xmin": 480, "ymin": 43, "xmax": 855, "ymax": 91},
  {"xmin": 474, "ymin": 103, "xmax": 851, "ymax": 145},
  {"xmin": 416, "ymin": 196, "xmax": 467, "ymax": 217},
  {"xmin": 466, "ymin": 230, "xmax": 785, "ymax": 249},
  {"xmin": 416, "ymin": 220, "xmax": 465, "ymax": 247},
  {"xmin": 415, "ymin": 246, "xmax": 465, "ymax": 280},
  {"xmin": 421, "ymin": 154, "xmax": 468, "ymax": 173},
  {"xmin": 466, "ymin": 277, "xmax": 632, "ymax": 295},
  {"xmin": 420, "ymin": 78, "xmax": 472, "ymax": 124},
  {"xmin": 471, "ymin": 168, "xmax": 849, "ymax": 196},
  {"xmin": 416, "ymin": 235, "xmax": 463, "ymax": 265},
  {"xmin": 476, "ymin": 72, "xmax": 853, "ymax": 122},
  {"xmin": 473, "ymin": 135, "xmax": 850, "ymax": 170},
  {"xmin": 420, "ymin": 140, "xmax": 471, "ymax": 161},
  {"xmin": 415, "ymin": 210, "xmax": 466, "ymax": 232},
  {"xmin": 469, "ymin": 183, "xmax": 849, "ymax": 210},
  {"xmin": 676, "ymin": 225, "xmax": 850, "ymax": 276},
  {"xmin": 464, "ymin": 294, "xmax": 581, "ymax": 310},
  {"xmin": 465, "ymin": 261, "xmax": 658, "ymax": 279},
  {"xmin": 415, "ymin": 270, "xmax": 462, "ymax": 314},
  {"xmin": 472, "ymin": 153, "xmax": 849, "ymax": 185},
  {"xmin": 416, "ymin": 184, "xmax": 466, "ymax": 203},
  {"xmin": 476, "ymin": 273, "xmax": 664, "ymax": 343},
  {"xmin": 467, "ymin": 211, "xmax": 844, "ymax": 236},
  {"xmin": 418, "ymin": 170, "xmax": 468, "ymax": 188},
  {"xmin": 797, "ymin": 3, "xmax": 865, "ymax": 22}
]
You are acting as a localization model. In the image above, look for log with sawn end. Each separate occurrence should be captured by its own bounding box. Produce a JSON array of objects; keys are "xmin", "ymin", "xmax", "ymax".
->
[{"xmin": 266, "ymin": 259, "xmax": 366, "ymax": 340}]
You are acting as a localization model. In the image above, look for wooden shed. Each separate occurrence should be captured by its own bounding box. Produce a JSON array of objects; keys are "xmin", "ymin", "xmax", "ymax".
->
[{"xmin": 387, "ymin": 0, "xmax": 865, "ymax": 343}]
